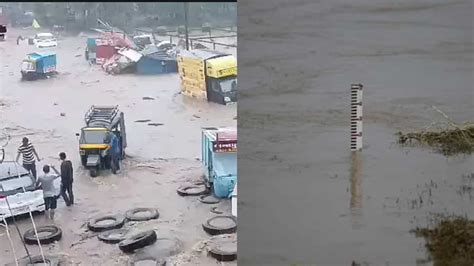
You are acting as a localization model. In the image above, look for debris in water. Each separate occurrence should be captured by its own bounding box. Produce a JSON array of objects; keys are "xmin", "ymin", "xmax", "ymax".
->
[
  {"xmin": 210, "ymin": 207, "xmax": 224, "ymax": 214},
  {"xmin": 396, "ymin": 106, "xmax": 474, "ymax": 156},
  {"xmin": 75, "ymin": 54, "xmax": 82, "ymax": 57},
  {"xmin": 80, "ymin": 80, "xmax": 100, "ymax": 85},
  {"xmin": 148, "ymin": 123, "xmax": 164, "ymax": 127},
  {"xmin": 193, "ymin": 114, "xmax": 200, "ymax": 119},
  {"xmin": 411, "ymin": 215, "xmax": 474, "ymax": 265},
  {"xmin": 135, "ymin": 119, "xmax": 151, "ymax": 123},
  {"xmin": 142, "ymin": 97, "xmax": 155, "ymax": 100},
  {"xmin": 60, "ymin": 113, "xmax": 66, "ymax": 117}
]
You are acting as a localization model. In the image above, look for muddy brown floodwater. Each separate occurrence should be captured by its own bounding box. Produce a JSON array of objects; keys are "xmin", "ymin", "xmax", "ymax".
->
[
  {"xmin": 238, "ymin": 0, "xmax": 473, "ymax": 265},
  {"xmin": 0, "ymin": 27, "xmax": 236, "ymax": 265}
]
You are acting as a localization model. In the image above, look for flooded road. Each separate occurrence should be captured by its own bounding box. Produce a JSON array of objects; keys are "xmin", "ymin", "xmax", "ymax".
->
[
  {"xmin": 0, "ymin": 28, "xmax": 236, "ymax": 265},
  {"xmin": 239, "ymin": 0, "xmax": 473, "ymax": 265}
]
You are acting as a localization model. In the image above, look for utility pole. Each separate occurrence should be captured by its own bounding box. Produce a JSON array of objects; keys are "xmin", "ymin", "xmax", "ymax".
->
[{"xmin": 184, "ymin": 2, "xmax": 189, "ymax": 50}]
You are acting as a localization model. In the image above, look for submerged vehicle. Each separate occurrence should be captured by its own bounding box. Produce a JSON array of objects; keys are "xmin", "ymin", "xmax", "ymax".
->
[
  {"xmin": 0, "ymin": 161, "xmax": 60, "ymax": 219},
  {"xmin": 77, "ymin": 106, "xmax": 127, "ymax": 177},
  {"xmin": 201, "ymin": 127, "xmax": 237, "ymax": 200},
  {"xmin": 178, "ymin": 50, "xmax": 237, "ymax": 105},
  {"xmin": 20, "ymin": 52, "xmax": 57, "ymax": 81},
  {"xmin": 33, "ymin": 32, "xmax": 57, "ymax": 48}
]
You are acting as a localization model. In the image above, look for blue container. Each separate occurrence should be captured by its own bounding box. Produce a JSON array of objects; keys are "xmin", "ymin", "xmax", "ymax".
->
[
  {"xmin": 213, "ymin": 174, "xmax": 236, "ymax": 198},
  {"xmin": 87, "ymin": 38, "xmax": 97, "ymax": 53},
  {"xmin": 136, "ymin": 50, "xmax": 178, "ymax": 75},
  {"xmin": 27, "ymin": 52, "xmax": 56, "ymax": 74},
  {"xmin": 211, "ymin": 153, "xmax": 237, "ymax": 198}
]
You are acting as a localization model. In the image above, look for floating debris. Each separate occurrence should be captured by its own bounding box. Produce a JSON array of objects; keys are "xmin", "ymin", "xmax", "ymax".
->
[
  {"xmin": 148, "ymin": 123, "xmax": 164, "ymax": 127},
  {"xmin": 411, "ymin": 215, "xmax": 474, "ymax": 265},
  {"xmin": 397, "ymin": 106, "xmax": 474, "ymax": 156},
  {"xmin": 142, "ymin": 97, "xmax": 155, "ymax": 100},
  {"xmin": 134, "ymin": 119, "xmax": 151, "ymax": 123}
]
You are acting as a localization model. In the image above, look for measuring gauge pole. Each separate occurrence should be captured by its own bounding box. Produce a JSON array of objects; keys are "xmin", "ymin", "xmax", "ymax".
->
[{"xmin": 350, "ymin": 84, "xmax": 363, "ymax": 151}]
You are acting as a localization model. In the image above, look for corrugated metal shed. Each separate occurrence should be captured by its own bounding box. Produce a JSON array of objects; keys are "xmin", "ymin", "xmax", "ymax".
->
[{"xmin": 117, "ymin": 47, "xmax": 142, "ymax": 62}]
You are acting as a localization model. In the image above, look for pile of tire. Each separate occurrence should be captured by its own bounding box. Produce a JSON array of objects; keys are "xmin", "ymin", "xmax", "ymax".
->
[
  {"xmin": 202, "ymin": 216, "xmax": 237, "ymax": 262},
  {"xmin": 87, "ymin": 207, "xmax": 160, "ymax": 254}
]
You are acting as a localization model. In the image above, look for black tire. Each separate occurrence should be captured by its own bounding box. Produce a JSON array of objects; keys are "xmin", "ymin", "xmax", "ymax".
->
[
  {"xmin": 198, "ymin": 195, "xmax": 221, "ymax": 204},
  {"xmin": 129, "ymin": 257, "xmax": 166, "ymax": 266},
  {"xmin": 119, "ymin": 230, "xmax": 157, "ymax": 253},
  {"xmin": 176, "ymin": 184, "xmax": 209, "ymax": 196},
  {"xmin": 89, "ymin": 167, "xmax": 98, "ymax": 177},
  {"xmin": 15, "ymin": 255, "xmax": 60, "ymax": 266},
  {"xmin": 23, "ymin": 225, "xmax": 62, "ymax": 245},
  {"xmin": 88, "ymin": 214, "xmax": 125, "ymax": 232},
  {"xmin": 125, "ymin": 208, "xmax": 160, "ymax": 221},
  {"xmin": 98, "ymin": 229, "xmax": 129, "ymax": 244},
  {"xmin": 202, "ymin": 216, "xmax": 237, "ymax": 236},
  {"xmin": 209, "ymin": 235, "xmax": 237, "ymax": 262}
]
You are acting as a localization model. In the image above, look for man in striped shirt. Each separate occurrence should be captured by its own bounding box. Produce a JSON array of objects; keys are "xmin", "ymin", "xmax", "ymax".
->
[{"xmin": 16, "ymin": 137, "xmax": 41, "ymax": 178}]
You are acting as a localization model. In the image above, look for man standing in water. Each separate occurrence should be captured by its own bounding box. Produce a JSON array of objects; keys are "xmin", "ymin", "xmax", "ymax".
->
[
  {"xmin": 106, "ymin": 131, "xmax": 121, "ymax": 174},
  {"xmin": 16, "ymin": 137, "xmax": 41, "ymax": 179},
  {"xmin": 36, "ymin": 165, "xmax": 60, "ymax": 219},
  {"xmin": 55, "ymin": 152, "xmax": 74, "ymax": 206}
]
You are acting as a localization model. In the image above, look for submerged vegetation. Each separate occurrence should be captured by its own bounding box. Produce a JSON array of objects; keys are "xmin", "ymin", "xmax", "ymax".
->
[
  {"xmin": 412, "ymin": 215, "xmax": 474, "ymax": 266},
  {"xmin": 397, "ymin": 106, "xmax": 474, "ymax": 156}
]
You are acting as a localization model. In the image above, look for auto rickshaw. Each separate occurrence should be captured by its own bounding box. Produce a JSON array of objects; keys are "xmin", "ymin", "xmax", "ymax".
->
[{"xmin": 76, "ymin": 105, "xmax": 127, "ymax": 177}]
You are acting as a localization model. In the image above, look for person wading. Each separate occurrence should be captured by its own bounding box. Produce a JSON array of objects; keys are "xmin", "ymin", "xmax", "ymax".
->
[
  {"xmin": 36, "ymin": 165, "xmax": 60, "ymax": 219},
  {"xmin": 54, "ymin": 152, "xmax": 74, "ymax": 206},
  {"xmin": 16, "ymin": 137, "xmax": 41, "ymax": 179},
  {"xmin": 106, "ymin": 132, "xmax": 121, "ymax": 174}
]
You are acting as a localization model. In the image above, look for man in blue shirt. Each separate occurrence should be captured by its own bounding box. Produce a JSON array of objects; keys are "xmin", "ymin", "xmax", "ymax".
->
[{"xmin": 107, "ymin": 131, "xmax": 121, "ymax": 174}]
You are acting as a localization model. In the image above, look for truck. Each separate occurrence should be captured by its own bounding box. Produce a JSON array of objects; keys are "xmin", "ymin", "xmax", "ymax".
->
[
  {"xmin": 20, "ymin": 52, "xmax": 57, "ymax": 81},
  {"xmin": 201, "ymin": 127, "xmax": 237, "ymax": 206},
  {"xmin": 177, "ymin": 50, "xmax": 237, "ymax": 105},
  {"xmin": 0, "ymin": 6, "xmax": 7, "ymax": 41}
]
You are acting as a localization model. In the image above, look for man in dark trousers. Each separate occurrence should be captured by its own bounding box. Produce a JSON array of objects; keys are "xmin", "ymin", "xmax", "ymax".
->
[
  {"xmin": 16, "ymin": 137, "xmax": 41, "ymax": 179},
  {"xmin": 106, "ymin": 131, "xmax": 121, "ymax": 174},
  {"xmin": 58, "ymin": 152, "xmax": 74, "ymax": 206}
]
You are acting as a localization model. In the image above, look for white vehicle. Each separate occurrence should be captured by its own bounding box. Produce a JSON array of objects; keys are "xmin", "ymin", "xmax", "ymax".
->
[
  {"xmin": 0, "ymin": 161, "xmax": 59, "ymax": 219},
  {"xmin": 34, "ymin": 32, "xmax": 57, "ymax": 48}
]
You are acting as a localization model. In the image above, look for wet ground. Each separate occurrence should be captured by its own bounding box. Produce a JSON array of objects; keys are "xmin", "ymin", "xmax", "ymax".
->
[
  {"xmin": 0, "ymin": 27, "xmax": 236, "ymax": 265},
  {"xmin": 239, "ymin": 0, "xmax": 472, "ymax": 265}
]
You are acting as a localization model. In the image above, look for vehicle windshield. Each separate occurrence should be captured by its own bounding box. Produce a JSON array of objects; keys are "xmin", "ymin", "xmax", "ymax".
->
[
  {"xmin": 21, "ymin": 61, "xmax": 34, "ymax": 71},
  {"xmin": 0, "ymin": 174, "xmax": 33, "ymax": 192},
  {"xmin": 81, "ymin": 130, "xmax": 107, "ymax": 144},
  {"xmin": 37, "ymin": 34, "xmax": 54, "ymax": 40},
  {"xmin": 219, "ymin": 77, "xmax": 237, "ymax": 93}
]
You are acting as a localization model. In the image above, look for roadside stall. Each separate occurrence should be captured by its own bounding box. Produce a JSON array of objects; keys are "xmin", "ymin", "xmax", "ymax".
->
[{"xmin": 201, "ymin": 127, "xmax": 237, "ymax": 199}]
